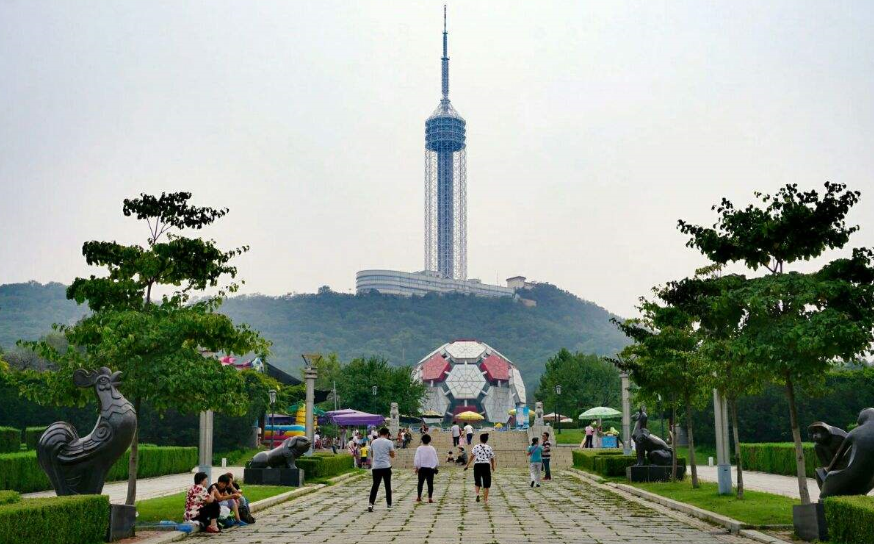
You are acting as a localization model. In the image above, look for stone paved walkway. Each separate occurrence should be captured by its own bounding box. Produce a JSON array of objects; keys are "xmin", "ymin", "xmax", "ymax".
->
[
  {"xmin": 695, "ymin": 464, "xmax": 874, "ymax": 501},
  {"xmin": 226, "ymin": 469, "xmax": 749, "ymax": 544}
]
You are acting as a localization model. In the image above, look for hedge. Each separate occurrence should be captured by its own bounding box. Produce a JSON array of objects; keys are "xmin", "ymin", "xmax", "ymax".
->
[
  {"xmin": 23, "ymin": 427, "xmax": 47, "ymax": 451},
  {"xmin": 294, "ymin": 454, "xmax": 354, "ymax": 479},
  {"xmin": 0, "ymin": 491, "xmax": 19, "ymax": 506},
  {"xmin": 572, "ymin": 449, "xmax": 687, "ymax": 478},
  {"xmin": 0, "ymin": 445, "xmax": 197, "ymax": 493},
  {"xmin": 740, "ymin": 443, "xmax": 817, "ymax": 478},
  {"xmin": 572, "ymin": 449, "xmax": 623, "ymax": 471},
  {"xmin": 0, "ymin": 495, "xmax": 109, "ymax": 544},
  {"xmin": 0, "ymin": 428, "xmax": 19, "ymax": 454},
  {"xmin": 824, "ymin": 495, "xmax": 874, "ymax": 544}
]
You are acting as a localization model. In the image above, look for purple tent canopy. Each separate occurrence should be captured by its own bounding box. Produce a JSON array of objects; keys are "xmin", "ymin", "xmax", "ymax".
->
[{"xmin": 323, "ymin": 409, "xmax": 387, "ymax": 427}]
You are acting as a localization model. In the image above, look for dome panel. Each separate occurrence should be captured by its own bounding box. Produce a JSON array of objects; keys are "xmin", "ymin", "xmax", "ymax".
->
[
  {"xmin": 480, "ymin": 353, "xmax": 511, "ymax": 381},
  {"xmin": 445, "ymin": 340, "xmax": 486, "ymax": 360},
  {"xmin": 421, "ymin": 353, "xmax": 450, "ymax": 382},
  {"xmin": 445, "ymin": 363, "xmax": 486, "ymax": 399}
]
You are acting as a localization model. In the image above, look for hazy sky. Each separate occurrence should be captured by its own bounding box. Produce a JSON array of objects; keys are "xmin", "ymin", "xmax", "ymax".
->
[{"xmin": 2, "ymin": 1, "xmax": 874, "ymax": 317}]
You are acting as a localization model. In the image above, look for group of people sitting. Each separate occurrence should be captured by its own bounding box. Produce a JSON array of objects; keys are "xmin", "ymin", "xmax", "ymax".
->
[
  {"xmin": 445, "ymin": 445, "xmax": 468, "ymax": 465},
  {"xmin": 183, "ymin": 472, "xmax": 254, "ymax": 534}
]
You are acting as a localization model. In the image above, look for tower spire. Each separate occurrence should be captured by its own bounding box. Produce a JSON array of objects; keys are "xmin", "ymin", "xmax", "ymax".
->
[{"xmin": 441, "ymin": 4, "xmax": 449, "ymax": 100}]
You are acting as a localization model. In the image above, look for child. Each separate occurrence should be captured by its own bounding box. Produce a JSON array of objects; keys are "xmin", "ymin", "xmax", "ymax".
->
[
  {"xmin": 446, "ymin": 450, "xmax": 455, "ymax": 463},
  {"xmin": 360, "ymin": 442, "xmax": 370, "ymax": 468}
]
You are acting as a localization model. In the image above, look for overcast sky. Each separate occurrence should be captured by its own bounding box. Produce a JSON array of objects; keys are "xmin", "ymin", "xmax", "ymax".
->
[{"xmin": 2, "ymin": 1, "xmax": 874, "ymax": 317}]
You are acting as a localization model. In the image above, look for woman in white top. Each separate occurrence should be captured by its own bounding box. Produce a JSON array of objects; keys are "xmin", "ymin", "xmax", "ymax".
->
[{"xmin": 413, "ymin": 433, "xmax": 439, "ymax": 503}]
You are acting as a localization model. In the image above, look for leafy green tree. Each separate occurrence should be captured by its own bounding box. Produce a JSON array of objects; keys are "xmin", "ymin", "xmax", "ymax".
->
[
  {"xmin": 535, "ymin": 349, "xmax": 620, "ymax": 425},
  {"xmin": 335, "ymin": 356, "xmax": 425, "ymax": 416},
  {"xmin": 10, "ymin": 192, "xmax": 270, "ymax": 505},
  {"xmin": 678, "ymin": 182, "xmax": 874, "ymax": 504}
]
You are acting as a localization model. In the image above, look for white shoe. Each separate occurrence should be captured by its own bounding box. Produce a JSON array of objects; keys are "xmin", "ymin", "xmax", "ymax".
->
[{"xmin": 368, "ymin": 504, "xmax": 373, "ymax": 512}]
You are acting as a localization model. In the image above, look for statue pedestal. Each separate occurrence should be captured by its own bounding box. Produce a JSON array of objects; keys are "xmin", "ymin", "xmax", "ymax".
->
[
  {"xmin": 626, "ymin": 464, "xmax": 686, "ymax": 483},
  {"xmin": 107, "ymin": 504, "xmax": 136, "ymax": 542},
  {"xmin": 793, "ymin": 502, "xmax": 828, "ymax": 542},
  {"xmin": 244, "ymin": 467, "xmax": 304, "ymax": 487}
]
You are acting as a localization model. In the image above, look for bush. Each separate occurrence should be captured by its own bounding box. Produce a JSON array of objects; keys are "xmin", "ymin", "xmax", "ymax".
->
[
  {"xmin": 23, "ymin": 427, "xmax": 47, "ymax": 451},
  {"xmin": 740, "ymin": 443, "xmax": 817, "ymax": 478},
  {"xmin": 294, "ymin": 454, "xmax": 353, "ymax": 479},
  {"xmin": 0, "ymin": 495, "xmax": 109, "ymax": 544},
  {"xmin": 824, "ymin": 495, "xmax": 874, "ymax": 544},
  {"xmin": 0, "ymin": 428, "xmax": 19, "ymax": 454},
  {"xmin": 572, "ymin": 449, "xmax": 623, "ymax": 471},
  {"xmin": 0, "ymin": 491, "xmax": 19, "ymax": 506},
  {"xmin": 0, "ymin": 446, "xmax": 197, "ymax": 493},
  {"xmin": 572, "ymin": 449, "xmax": 686, "ymax": 478}
]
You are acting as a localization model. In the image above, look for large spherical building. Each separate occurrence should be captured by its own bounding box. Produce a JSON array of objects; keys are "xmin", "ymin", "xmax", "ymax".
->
[{"xmin": 414, "ymin": 340, "xmax": 526, "ymax": 423}]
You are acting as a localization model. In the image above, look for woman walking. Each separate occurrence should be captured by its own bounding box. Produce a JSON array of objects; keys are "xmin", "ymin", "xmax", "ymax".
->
[
  {"xmin": 413, "ymin": 434, "xmax": 439, "ymax": 503},
  {"xmin": 527, "ymin": 437, "xmax": 543, "ymax": 487},
  {"xmin": 465, "ymin": 433, "xmax": 496, "ymax": 503}
]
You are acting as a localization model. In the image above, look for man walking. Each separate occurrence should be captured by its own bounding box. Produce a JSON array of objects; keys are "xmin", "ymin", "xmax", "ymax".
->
[
  {"xmin": 451, "ymin": 422, "xmax": 461, "ymax": 447},
  {"xmin": 368, "ymin": 427, "xmax": 395, "ymax": 512},
  {"xmin": 541, "ymin": 432, "xmax": 552, "ymax": 481},
  {"xmin": 464, "ymin": 423, "xmax": 474, "ymax": 446},
  {"xmin": 465, "ymin": 433, "xmax": 496, "ymax": 504}
]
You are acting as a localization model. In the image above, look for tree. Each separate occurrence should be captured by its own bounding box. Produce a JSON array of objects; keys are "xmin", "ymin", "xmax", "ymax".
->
[
  {"xmin": 335, "ymin": 356, "xmax": 425, "ymax": 416},
  {"xmin": 10, "ymin": 192, "xmax": 270, "ymax": 505},
  {"xmin": 535, "ymin": 349, "xmax": 620, "ymax": 423},
  {"xmin": 678, "ymin": 182, "xmax": 874, "ymax": 504}
]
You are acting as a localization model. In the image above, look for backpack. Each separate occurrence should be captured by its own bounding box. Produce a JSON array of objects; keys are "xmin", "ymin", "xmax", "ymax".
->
[{"xmin": 239, "ymin": 503, "xmax": 256, "ymax": 524}]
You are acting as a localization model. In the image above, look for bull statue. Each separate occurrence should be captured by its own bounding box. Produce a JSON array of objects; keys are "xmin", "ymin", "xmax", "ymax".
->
[{"xmin": 249, "ymin": 436, "xmax": 311, "ymax": 469}]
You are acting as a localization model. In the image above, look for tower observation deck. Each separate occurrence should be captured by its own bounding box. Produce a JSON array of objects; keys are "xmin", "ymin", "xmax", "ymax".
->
[{"xmin": 425, "ymin": 6, "xmax": 467, "ymax": 280}]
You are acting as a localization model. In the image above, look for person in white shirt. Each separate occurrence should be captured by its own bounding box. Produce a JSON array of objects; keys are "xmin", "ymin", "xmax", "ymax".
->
[
  {"xmin": 464, "ymin": 424, "xmax": 474, "ymax": 445},
  {"xmin": 450, "ymin": 423, "xmax": 461, "ymax": 447},
  {"xmin": 465, "ymin": 433, "xmax": 496, "ymax": 504},
  {"xmin": 368, "ymin": 428, "xmax": 396, "ymax": 512},
  {"xmin": 413, "ymin": 434, "xmax": 439, "ymax": 503}
]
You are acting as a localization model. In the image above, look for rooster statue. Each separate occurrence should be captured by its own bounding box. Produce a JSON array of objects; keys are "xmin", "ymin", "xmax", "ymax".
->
[{"xmin": 37, "ymin": 367, "xmax": 137, "ymax": 495}]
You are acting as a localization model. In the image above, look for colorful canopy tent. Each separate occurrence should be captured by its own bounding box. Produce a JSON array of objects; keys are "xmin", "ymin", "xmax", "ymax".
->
[
  {"xmin": 323, "ymin": 409, "xmax": 386, "ymax": 427},
  {"xmin": 543, "ymin": 412, "xmax": 574, "ymax": 423}
]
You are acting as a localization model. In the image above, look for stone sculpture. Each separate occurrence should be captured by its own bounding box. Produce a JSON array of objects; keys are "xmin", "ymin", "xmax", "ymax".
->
[
  {"xmin": 814, "ymin": 408, "xmax": 874, "ymax": 498},
  {"xmin": 534, "ymin": 401, "xmax": 544, "ymax": 426},
  {"xmin": 808, "ymin": 421, "xmax": 848, "ymax": 471},
  {"xmin": 631, "ymin": 406, "xmax": 673, "ymax": 466},
  {"xmin": 249, "ymin": 436, "xmax": 312, "ymax": 469},
  {"xmin": 37, "ymin": 367, "xmax": 137, "ymax": 496}
]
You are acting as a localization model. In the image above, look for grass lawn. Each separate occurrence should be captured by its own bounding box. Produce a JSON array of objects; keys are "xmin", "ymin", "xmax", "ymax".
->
[
  {"xmin": 136, "ymin": 485, "xmax": 292, "ymax": 523},
  {"xmin": 555, "ymin": 429, "xmax": 584, "ymax": 444},
  {"xmin": 630, "ymin": 480, "xmax": 797, "ymax": 526},
  {"xmin": 213, "ymin": 446, "xmax": 265, "ymax": 466}
]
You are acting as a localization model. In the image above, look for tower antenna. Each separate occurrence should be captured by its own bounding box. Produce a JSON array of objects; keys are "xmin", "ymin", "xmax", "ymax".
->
[{"xmin": 441, "ymin": 4, "xmax": 449, "ymax": 100}]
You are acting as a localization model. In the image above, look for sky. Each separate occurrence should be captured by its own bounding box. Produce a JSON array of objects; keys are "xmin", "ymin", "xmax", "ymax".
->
[{"xmin": 2, "ymin": 1, "xmax": 874, "ymax": 317}]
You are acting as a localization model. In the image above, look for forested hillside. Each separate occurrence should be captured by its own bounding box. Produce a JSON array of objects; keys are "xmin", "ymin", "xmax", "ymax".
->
[{"xmin": 0, "ymin": 281, "xmax": 629, "ymax": 391}]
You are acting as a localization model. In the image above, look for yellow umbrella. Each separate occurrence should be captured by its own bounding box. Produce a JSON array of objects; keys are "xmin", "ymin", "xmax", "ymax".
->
[{"xmin": 456, "ymin": 411, "xmax": 485, "ymax": 421}]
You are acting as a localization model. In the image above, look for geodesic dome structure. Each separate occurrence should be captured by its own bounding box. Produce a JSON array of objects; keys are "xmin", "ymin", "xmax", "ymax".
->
[{"xmin": 414, "ymin": 340, "xmax": 526, "ymax": 423}]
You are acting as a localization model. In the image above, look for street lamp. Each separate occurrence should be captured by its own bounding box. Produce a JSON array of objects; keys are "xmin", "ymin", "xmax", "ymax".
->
[
  {"xmin": 268, "ymin": 389, "xmax": 277, "ymax": 449},
  {"xmin": 372, "ymin": 385, "xmax": 378, "ymax": 396},
  {"xmin": 554, "ymin": 384, "xmax": 562, "ymax": 435}
]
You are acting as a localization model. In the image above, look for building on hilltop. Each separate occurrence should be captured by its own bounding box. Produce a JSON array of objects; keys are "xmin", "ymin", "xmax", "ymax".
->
[
  {"xmin": 414, "ymin": 339, "xmax": 526, "ymax": 423},
  {"xmin": 356, "ymin": 269, "xmax": 515, "ymax": 298}
]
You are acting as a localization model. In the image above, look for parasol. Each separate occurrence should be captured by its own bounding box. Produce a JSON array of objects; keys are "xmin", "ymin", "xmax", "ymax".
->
[
  {"xmin": 578, "ymin": 407, "xmax": 622, "ymax": 419},
  {"xmin": 456, "ymin": 411, "xmax": 484, "ymax": 422}
]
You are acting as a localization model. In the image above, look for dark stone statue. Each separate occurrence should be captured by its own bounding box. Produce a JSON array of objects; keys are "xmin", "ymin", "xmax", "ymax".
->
[
  {"xmin": 632, "ymin": 406, "xmax": 673, "ymax": 466},
  {"xmin": 37, "ymin": 368, "xmax": 137, "ymax": 496},
  {"xmin": 808, "ymin": 421, "xmax": 848, "ymax": 471},
  {"xmin": 249, "ymin": 436, "xmax": 311, "ymax": 469},
  {"xmin": 814, "ymin": 408, "xmax": 874, "ymax": 498}
]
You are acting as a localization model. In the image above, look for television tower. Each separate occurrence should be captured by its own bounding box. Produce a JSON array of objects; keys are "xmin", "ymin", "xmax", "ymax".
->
[{"xmin": 424, "ymin": 5, "xmax": 467, "ymax": 280}]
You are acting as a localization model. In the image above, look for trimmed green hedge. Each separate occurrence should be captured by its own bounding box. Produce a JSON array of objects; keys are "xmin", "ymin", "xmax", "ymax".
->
[
  {"xmin": 740, "ymin": 443, "xmax": 817, "ymax": 478},
  {"xmin": 0, "ymin": 428, "xmax": 19, "ymax": 454},
  {"xmin": 0, "ymin": 445, "xmax": 197, "ymax": 493},
  {"xmin": 0, "ymin": 495, "xmax": 109, "ymax": 544},
  {"xmin": 572, "ymin": 449, "xmax": 686, "ymax": 478},
  {"xmin": 572, "ymin": 449, "xmax": 623, "ymax": 471},
  {"xmin": 295, "ymin": 454, "xmax": 354, "ymax": 479},
  {"xmin": 23, "ymin": 427, "xmax": 47, "ymax": 451},
  {"xmin": 0, "ymin": 491, "xmax": 19, "ymax": 506},
  {"xmin": 824, "ymin": 495, "xmax": 874, "ymax": 544}
]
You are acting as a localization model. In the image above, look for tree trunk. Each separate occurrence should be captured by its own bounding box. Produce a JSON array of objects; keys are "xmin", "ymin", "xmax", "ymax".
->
[
  {"xmin": 670, "ymin": 405, "xmax": 678, "ymax": 481},
  {"xmin": 685, "ymin": 393, "xmax": 699, "ymax": 488},
  {"xmin": 125, "ymin": 396, "xmax": 142, "ymax": 506},
  {"xmin": 729, "ymin": 396, "xmax": 744, "ymax": 499},
  {"xmin": 785, "ymin": 375, "xmax": 811, "ymax": 504}
]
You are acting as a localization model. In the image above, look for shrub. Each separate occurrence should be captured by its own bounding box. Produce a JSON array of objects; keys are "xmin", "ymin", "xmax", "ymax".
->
[
  {"xmin": 0, "ymin": 446, "xmax": 197, "ymax": 492},
  {"xmin": 572, "ymin": 449, "xmax": 625, "ymax": 472},
  {"xmin": 0, "ymin": 428, "xmax": 19, "ymax": 454},
  {"xmin": 23, "ymin": 427, "xmax": 47, "ymax": 451},
  {"xmin": 740, "ymin": 443, "xmax": 817, "ymax": 478},
  {"xmin": 294, "ymin": 454, "xmax": 354, "ymax": 479},
  {"xmin": 0, "ymin": 491, "xmax": 19, "ymax": 506},
  {"xmin": 572, "ymin": 449, "xmax": 686, "ymax": 478},
  {"xmin": 824, "ymin": 495, "xmax": 874, "ymax": 544},
  {"xmin": 0, "ymin": 495, "xmax": 109, "ymax": 544}
]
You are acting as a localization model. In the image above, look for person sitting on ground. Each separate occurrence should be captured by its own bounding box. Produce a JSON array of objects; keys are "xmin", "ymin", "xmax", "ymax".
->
[
  {"xmin": 208, "ymin": 473, "xmax": 247, "ymax": 527},
  {"xmin": 225, "ymin": 472, "xmax": 255, "ymax": 524},
  {"xmin": 446, "ymin": 449, "xmax": 455, "ymax": 463},
  {"xmin": 184, "ymin": 472, "xmax": 221, "ymax": 534},
  {"xmin": 455, "ymin": 446, "xmax": 468, "ymax": 466}
]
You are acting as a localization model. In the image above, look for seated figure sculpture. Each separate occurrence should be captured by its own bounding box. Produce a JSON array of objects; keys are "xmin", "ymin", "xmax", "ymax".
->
[
  {"xmin": 814, "ymin": 408, "xmax": 874, "ymax": 498},
  {"xmin": 249, "ymin": 436, "xmax": 311, "ymax": 469},
  {"xmin": 808, "ymin": 421, "xmax": 848, "ymax": 474},
  {"xmin": 631, "ymin": 406, "xmax": 673, "ymax": 466}
]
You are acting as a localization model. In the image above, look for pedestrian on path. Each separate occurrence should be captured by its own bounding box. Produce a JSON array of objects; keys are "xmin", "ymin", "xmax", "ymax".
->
[
  {"xmin": 583, "ymin": 423, "xmax": 594, "ymax": 448},
  {"xmin": 368, "ymin": 428, "xmax": 396, "ymax": 511},
  {"xmin": 541, "ymin": 432, "xmax": 552, "ymax": 481},
  {"xmin": 413, "ymin": 433, "xmax": 439, "ymax": 503},
  {"xmin": 527, "ymin": 437, "xmax": 543, "ymax": 487},
  {"xmin": 451, "ymin": 422, "xmax": 461, "ymax": 447},
  {"xmin": 465, "ymin": 433, "xmax": 496, "ymax": 503},
  {"xmin": 464, "ymin": 423, "xmax": 474, "ymax": 446}
]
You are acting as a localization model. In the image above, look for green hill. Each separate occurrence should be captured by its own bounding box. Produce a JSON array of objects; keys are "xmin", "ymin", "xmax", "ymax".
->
[{"xmin": 0, "ymin": 281, "xmax": 628, "ymax": 392}]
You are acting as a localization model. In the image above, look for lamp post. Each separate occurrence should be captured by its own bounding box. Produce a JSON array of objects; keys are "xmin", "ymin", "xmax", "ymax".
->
[
  {"xmin": 554, "ymin": 384, "xmax": 562, "ymax": 434},
  {"xmin": 268, "ymin": 388, "xmax": 277, "ymax": 449}
]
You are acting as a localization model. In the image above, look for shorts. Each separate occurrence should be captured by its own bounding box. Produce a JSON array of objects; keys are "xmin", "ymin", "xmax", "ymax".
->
[{"xmin": 473, "ymin": 463, "xmax": 491, "ymax": 489}]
